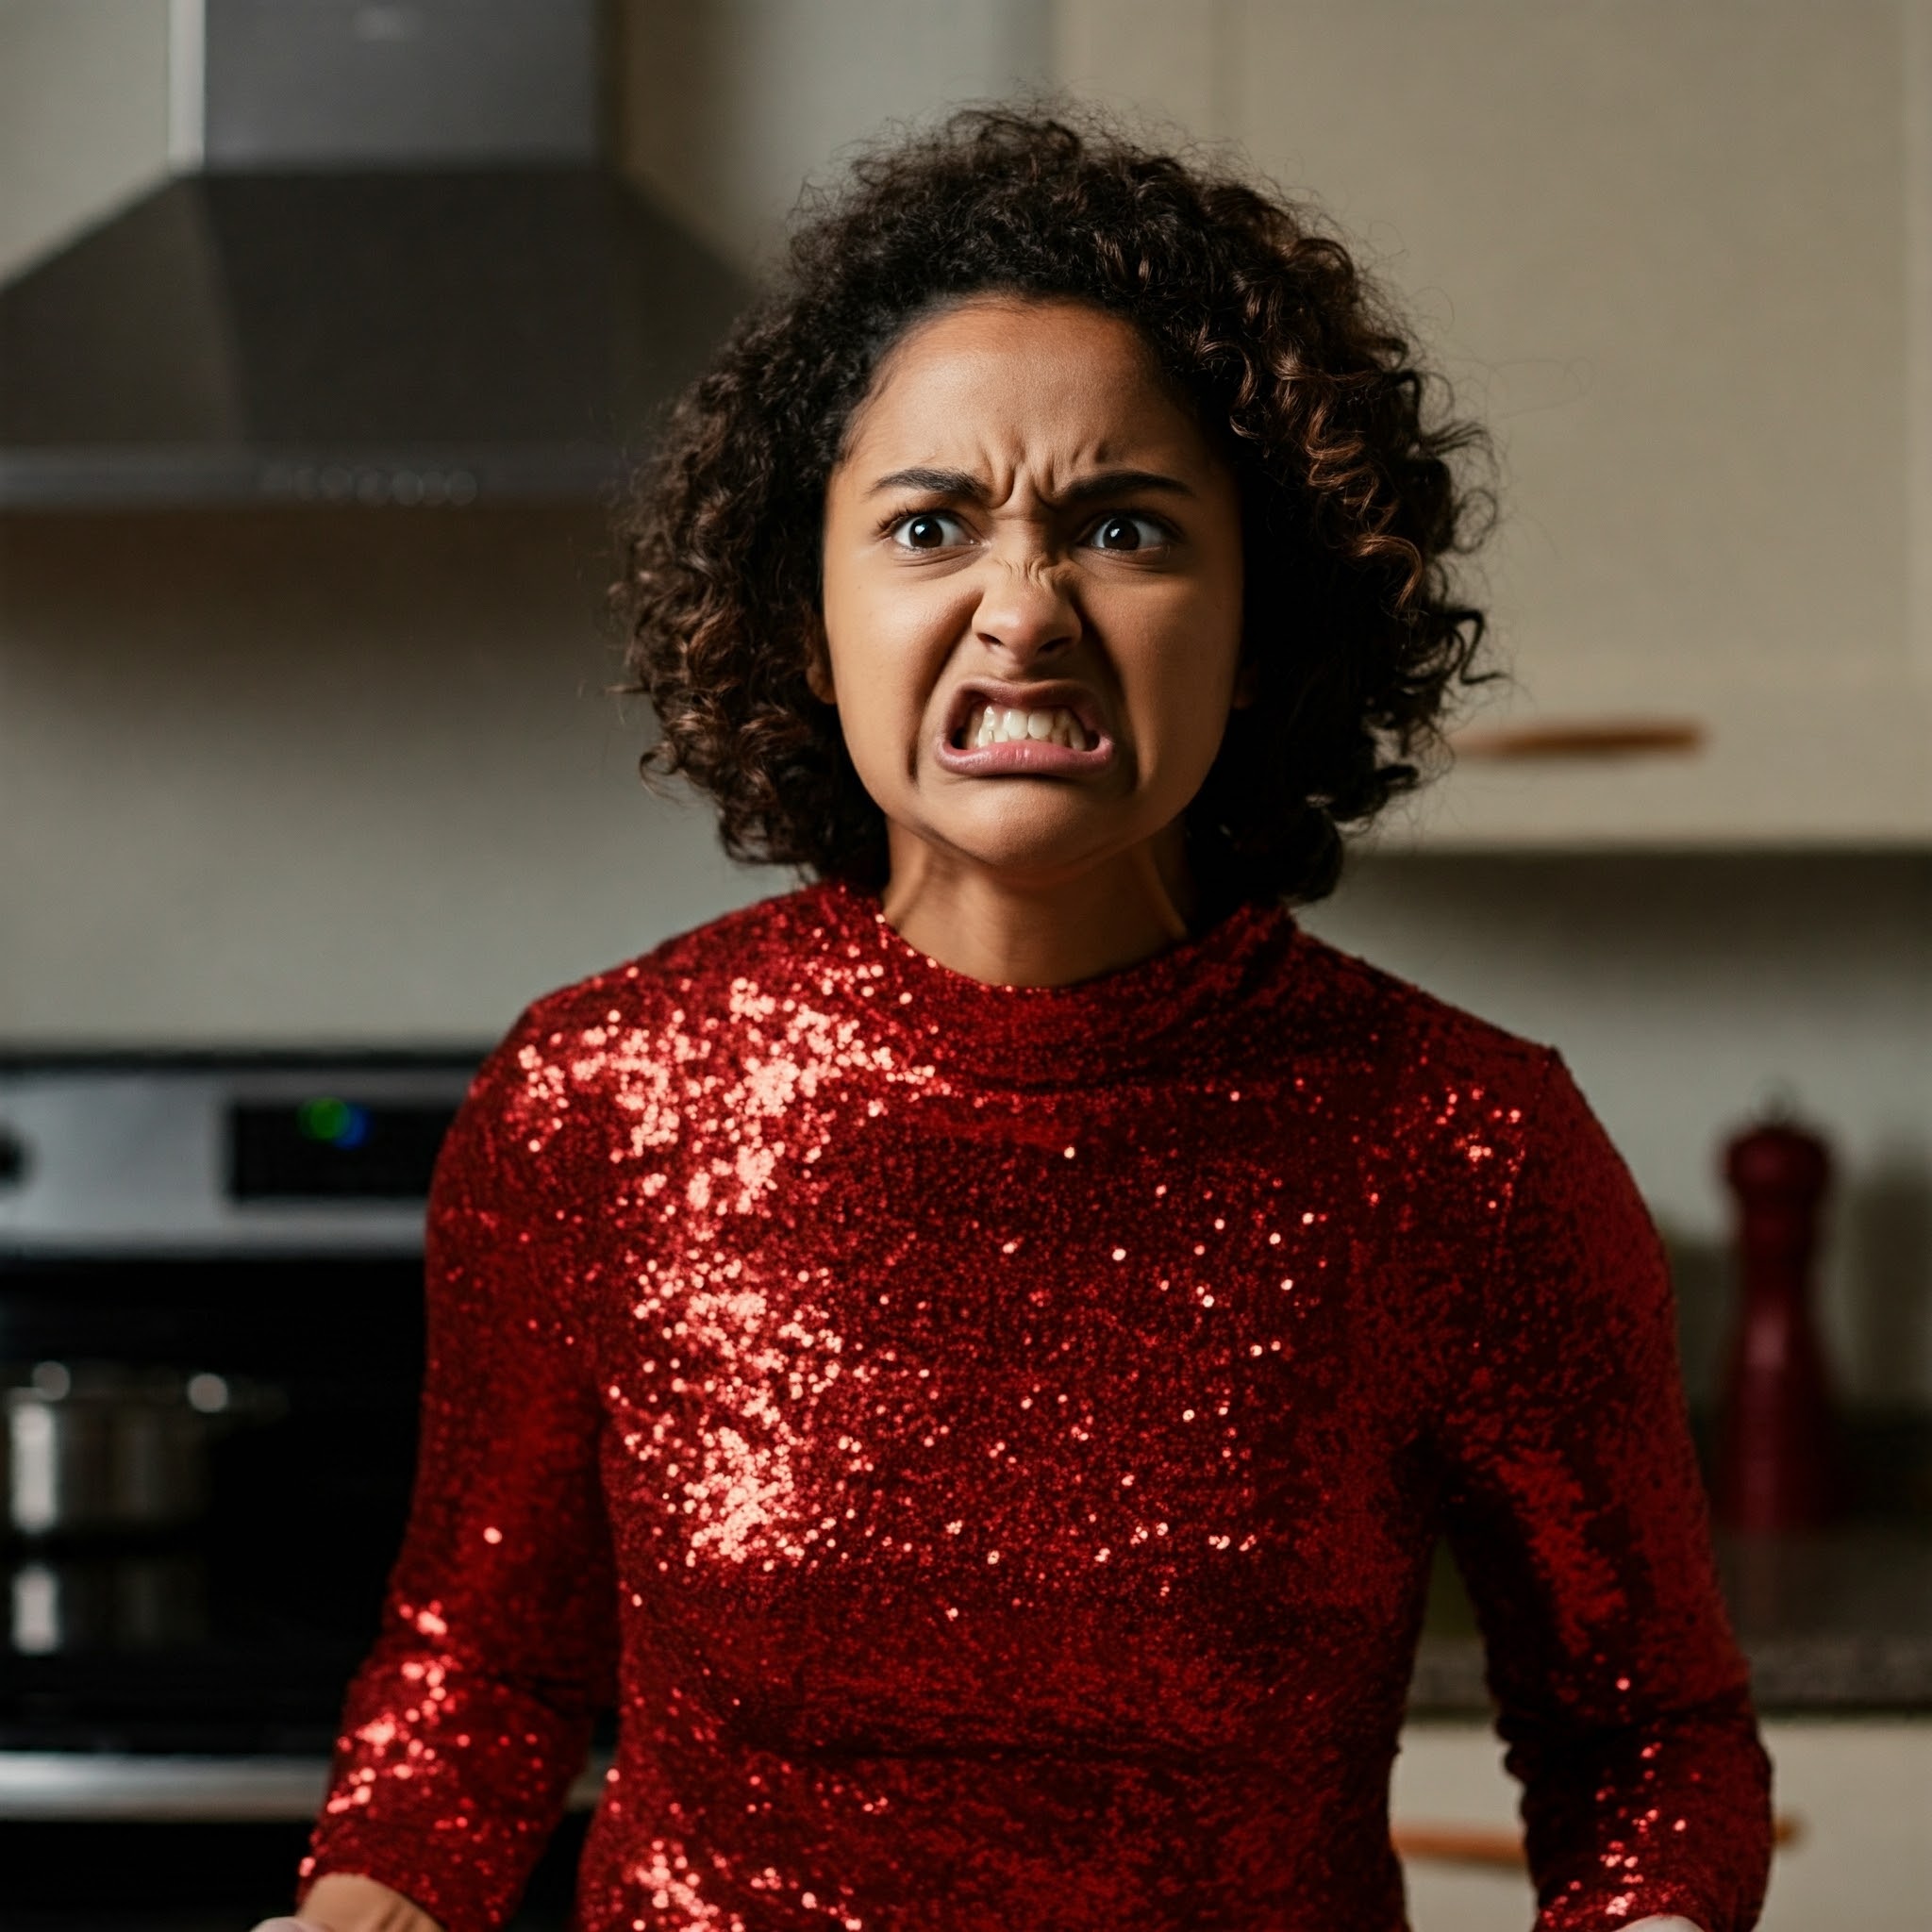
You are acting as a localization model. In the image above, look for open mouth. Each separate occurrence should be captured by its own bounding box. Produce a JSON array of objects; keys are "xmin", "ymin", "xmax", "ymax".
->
[
  {"xmin": 934, "ymin": 681, "xmax": 1113, "ymax": 776},
  {"xmin": 942, "ymin": 679, "xmax": 1107, "ymax": 747},
  {"xmin": 949, "ymin": 699, "xmax": 1096, "ymax": 753}
]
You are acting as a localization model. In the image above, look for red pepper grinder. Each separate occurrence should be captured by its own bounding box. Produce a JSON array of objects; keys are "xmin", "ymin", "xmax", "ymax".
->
[{"xmin": 1715, "ymin": 1113, "xmax": 1843, "ymax": 1531}]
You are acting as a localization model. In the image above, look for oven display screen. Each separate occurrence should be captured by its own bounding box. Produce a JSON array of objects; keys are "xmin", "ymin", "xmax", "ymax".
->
[{"xmin": 226, "ymin": 1098, "xmax": 458, "ymax": 1200}]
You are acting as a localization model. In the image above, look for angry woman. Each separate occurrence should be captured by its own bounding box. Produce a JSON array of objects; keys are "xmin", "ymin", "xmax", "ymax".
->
[{"xmin": 280, "ymin": 109, "xmax": 1772, "ymax": 1932}]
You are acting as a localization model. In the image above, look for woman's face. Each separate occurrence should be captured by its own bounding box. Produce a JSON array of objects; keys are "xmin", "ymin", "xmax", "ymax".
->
[{"xmin": 817, "ymin": 296, "xmax": 1246, "ymax": 892}]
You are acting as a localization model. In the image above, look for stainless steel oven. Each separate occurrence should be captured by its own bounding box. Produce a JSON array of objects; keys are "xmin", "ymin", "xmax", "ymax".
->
[{"xmin": 0, "ymin": 1053, "xmax": 600, "ymax": 1929}]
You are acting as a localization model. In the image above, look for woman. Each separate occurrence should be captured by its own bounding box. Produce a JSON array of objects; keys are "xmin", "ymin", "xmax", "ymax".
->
[{"xmin": 275, "ymin": 111, "xmax": 1772, "ymax": 1932}]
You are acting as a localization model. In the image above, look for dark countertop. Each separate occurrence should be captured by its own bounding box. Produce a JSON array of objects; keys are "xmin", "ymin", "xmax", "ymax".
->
[{"xmin": 1409, "ymin": 1521, "xmax": 1932, "ymax": 1715}]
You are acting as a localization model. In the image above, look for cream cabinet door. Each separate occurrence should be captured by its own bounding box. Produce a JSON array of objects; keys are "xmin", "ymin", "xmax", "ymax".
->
[
  {"xmin": 1393, "ymin": 1717, "xmax": 1932, "ymax": 1930},
  {"xmin": 1057, "ymin": 1, "xmax": 1932, "ymax": 844}
]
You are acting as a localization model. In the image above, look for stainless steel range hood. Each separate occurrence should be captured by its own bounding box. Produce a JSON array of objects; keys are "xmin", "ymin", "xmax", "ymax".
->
[{"xmin": 0, "ymin": 0, "xmax": 745, "ymax": 508}]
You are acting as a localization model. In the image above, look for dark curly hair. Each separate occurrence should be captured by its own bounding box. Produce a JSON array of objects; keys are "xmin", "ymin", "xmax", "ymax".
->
[{"xmin": 617, "ymin": 106, "xmax": 1492, "ymax": 911}]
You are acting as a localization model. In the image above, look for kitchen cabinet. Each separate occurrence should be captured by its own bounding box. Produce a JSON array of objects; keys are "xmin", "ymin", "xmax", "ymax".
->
[
  {"xmin": 1054, "ymin": 0, "xmax": 1932, "ymax": 846},
  {"xmin": 1392, "ymin": 1717, "xmax": 1932, "ymax": 1930}
]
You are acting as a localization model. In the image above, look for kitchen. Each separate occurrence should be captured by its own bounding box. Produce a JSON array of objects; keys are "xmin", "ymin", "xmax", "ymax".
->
[{"xmin": 3, "ymin": 3, "xmax": 1929, "ymax": 1928}]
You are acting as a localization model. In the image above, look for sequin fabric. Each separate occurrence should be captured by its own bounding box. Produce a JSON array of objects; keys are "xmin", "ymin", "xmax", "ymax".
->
[{"xmin": 301, "ymin": 877, "xmax": 1772, "ymax": 1932}]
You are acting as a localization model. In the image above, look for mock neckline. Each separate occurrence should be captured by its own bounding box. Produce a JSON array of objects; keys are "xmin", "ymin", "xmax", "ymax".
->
[{"xmin": 793, "ymin": 875, "xmax": 1300, "ymax": 1089}]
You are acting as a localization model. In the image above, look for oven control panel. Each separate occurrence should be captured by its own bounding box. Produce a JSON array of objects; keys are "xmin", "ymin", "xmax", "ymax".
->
[{"xmin": 0, "ymin": 1058, "xmax": 478, "ymax": 1256}]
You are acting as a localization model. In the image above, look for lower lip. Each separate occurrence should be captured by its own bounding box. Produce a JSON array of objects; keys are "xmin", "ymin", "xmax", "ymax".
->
[{"xmin": 933, "ymin": 731, "xmax": 1114, "ymax": 776}]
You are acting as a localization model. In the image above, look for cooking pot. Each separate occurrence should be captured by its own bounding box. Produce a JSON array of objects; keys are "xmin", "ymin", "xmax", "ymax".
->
[
  {"xmin": 2, "ymin": 1359, "xmax": 287, "ymax": 1541},
  {"xmin": 8, "ymin": 1547, "xmax": 208, "ymax": 1653}
]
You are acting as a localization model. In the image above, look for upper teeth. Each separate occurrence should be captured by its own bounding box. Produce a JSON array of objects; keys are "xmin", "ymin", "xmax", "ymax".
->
[{"xmin": 967, "ymin": 703, "xmax": 1092, "ymax": 751}]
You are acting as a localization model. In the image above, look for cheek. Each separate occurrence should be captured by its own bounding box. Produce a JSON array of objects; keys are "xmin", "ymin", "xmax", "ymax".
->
[
  {"xmin": 1123, "ymin": 581, "xmax": 1244, "ymax": 761},
  {"xmin": 821, "ymin": 573, "xmax": 960, "ymax": 778},
  {"xmin": 844, "ymin": 669, "xmax": 918, "ymax": 767}
]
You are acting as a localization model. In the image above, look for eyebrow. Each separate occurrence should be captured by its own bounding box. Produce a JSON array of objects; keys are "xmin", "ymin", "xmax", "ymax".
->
[{"xmin": 866, "ymin": 465, "xmax": 1197, "ymax": 506}]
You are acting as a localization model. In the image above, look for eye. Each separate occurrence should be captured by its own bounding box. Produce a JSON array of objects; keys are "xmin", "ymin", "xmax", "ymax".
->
[
  {"xmin": 1085, "ymin": 512, "xmax": 1171, "ymax": 553},
  {"xmin": 889, "ymin": 510, "xmax": 970, "ymax": 551}
]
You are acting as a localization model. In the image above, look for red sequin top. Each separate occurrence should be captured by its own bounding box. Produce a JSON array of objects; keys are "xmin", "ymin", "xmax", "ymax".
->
[{"xmin": 301, "ymin": 878, "xmax": 1771, "ymax": 1932}]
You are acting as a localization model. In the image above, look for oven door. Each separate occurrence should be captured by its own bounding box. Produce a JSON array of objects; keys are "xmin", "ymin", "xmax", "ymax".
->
[
  {"xmin": 0, "ymin": 1058, "xmax": 605, "ymax": 1924},
  {"xmin": 2, "ymin": 1766, "xmax": 601, "ymax": 1932},
  {"xmin": 0, "ymin": 1246, "xmax": 606, "ymax": 1929}
]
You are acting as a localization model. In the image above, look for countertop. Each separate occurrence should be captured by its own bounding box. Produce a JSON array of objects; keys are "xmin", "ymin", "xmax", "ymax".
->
[{"xmin": 1409, "ymin": 1523, "xmax": 1932, "ymax": 1714}]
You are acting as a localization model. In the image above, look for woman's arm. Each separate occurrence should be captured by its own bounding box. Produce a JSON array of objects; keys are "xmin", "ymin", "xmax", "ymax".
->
[
  {"xmin": 291, "ymin": 1013, "xmax": 619, "ymax": 1932},
  {"xmin": 1436, "ymin": 1055, "xmax": 1773, "ymax": 1932}
]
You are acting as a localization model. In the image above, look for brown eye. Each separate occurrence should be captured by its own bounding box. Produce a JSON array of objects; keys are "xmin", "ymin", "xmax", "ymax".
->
[
  {"xmin": 1088, "ymin": 513, "xmax": 1166, "ymax": 552},
  {"xmin": 892, "ymin": 511, "xmax": 965, "ymax": 550}
]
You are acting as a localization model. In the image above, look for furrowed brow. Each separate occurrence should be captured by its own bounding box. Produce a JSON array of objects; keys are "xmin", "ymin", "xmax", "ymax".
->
[
  {"xmin": 1057, "ymin": 468, "xmax": 1196, "ymax": 507},
  {"xmin": 866, "ymin": 466, "xmax": 1197, "ymax": 506},
  {"xmin": 868, "ymin": 467, "xmax": 989, "ymax": 501}
]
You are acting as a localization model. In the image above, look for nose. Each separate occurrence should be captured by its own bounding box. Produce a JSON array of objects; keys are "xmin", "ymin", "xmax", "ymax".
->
[{"xmin": 972, "ymin": 558, "xmax": 1080, "ymax": 667}]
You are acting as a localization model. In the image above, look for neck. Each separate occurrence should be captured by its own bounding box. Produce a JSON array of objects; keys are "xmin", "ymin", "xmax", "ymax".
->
[{"xmin": 877, "ymin": 824, "xmax": 1198, "ymax": 988}]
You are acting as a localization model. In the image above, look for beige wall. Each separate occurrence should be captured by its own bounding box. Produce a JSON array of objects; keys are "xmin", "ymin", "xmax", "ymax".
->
[
  {"xmin": 614, "ymin": 0, "xmax": 1053, "ymax": 269},
  {"xmin": 1909, "ymin": 1, "xmax": 1932, "ymax": 683},
  {"xmin": 0, "ymin": 0, "xmax": 173, "ymax": 280},
  {"xmin": 1, "ymin": 508, "xmax": 786, "ymax": 1043}
]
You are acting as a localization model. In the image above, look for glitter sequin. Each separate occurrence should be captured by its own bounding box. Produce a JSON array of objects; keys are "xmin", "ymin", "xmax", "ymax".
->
[{"xmin": 300, "ymin": 877, "xmax": 1771, "ymax": 1932}]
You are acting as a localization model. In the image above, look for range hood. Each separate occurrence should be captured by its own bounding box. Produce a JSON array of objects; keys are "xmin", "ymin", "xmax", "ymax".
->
[{"xmin": 0, "ymin": 0, "xmax": 746, "ymax": 508}]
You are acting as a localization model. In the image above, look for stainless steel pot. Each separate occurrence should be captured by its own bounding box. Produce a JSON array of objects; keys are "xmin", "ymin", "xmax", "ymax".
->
[
  {"xmin": 8, "ymin": 1548, "xmax": 208, "ymax": 1653},
  {"xmin": 2, "ymin": 1359, "xmax": 286, "ymax": 1540}
]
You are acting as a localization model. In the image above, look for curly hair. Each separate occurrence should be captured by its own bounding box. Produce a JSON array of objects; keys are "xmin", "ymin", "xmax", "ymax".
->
[{"xmin": 617, "ymin": 105, "xmax": 1492, "ymax": 910}]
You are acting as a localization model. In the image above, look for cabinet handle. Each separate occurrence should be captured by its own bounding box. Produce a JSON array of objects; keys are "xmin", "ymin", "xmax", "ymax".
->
[
  {"xmin": 1453, "ymin": 718, "xmax": 1707, "ymax": 759},
  {"xmin": 1392, "ymin": 1812, "xmax": 1801, "ymax": 1866},
  {"xmin": 1391, "ymin": 1823, "xmax": 1526, "ymax": 1865}
]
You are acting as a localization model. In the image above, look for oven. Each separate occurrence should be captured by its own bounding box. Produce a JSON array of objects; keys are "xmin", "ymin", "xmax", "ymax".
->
[{"xmin": 0, "ymin": 1054, "xmax": 595, "ymax": 1929}]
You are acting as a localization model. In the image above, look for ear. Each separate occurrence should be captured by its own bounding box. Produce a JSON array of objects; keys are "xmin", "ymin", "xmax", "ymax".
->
[
  {"xmin": 804, "ymin": 624, "xmax": 838, "ymax": 706},
  {"xmin": 1230, "ymin": 658, "xmax": 1257, "ymax": 710}
]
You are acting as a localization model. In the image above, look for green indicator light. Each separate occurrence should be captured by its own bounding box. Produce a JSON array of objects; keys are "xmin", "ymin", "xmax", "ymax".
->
[{"xmin": 298, "ymin": 1096, "xmax": 353, "ymax": 1143}]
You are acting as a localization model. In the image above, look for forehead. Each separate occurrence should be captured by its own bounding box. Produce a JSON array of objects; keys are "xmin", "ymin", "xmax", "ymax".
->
[{"xmin": 841, "ymin": 297, "xmax": 1210, "ymax": 475}]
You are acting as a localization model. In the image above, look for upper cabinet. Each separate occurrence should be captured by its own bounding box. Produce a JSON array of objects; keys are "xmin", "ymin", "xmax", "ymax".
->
[{"xmin": 1057, "ymin": 0, "xmax": 1932, "ymax": 846}]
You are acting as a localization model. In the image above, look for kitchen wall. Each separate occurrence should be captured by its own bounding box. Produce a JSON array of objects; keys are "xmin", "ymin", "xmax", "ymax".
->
[
  {"xmin": 613, "ymin": 0, "xmax": 1052, "ymax": 270},
  {"xmin": 0, "ymin": 0, "xmax": 174, "ymax": 281},
  {"xmin": 3, "ymin": 1, "xmax": 1928, "ymax": 1407},
  {"xmin": 0, "ymin": 508, "xmax": 789, "ymax": 1041}
]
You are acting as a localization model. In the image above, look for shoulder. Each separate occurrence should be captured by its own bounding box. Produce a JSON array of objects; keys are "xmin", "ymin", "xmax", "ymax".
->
[
  {"xmin": 1286, "ymin": 940, "xmax": 1660, "ymax": 1345},
  {"xmin": 1287, "ymin": 927, "xmax": 1562, "ymax": 1119},
  {"xmin": 461, "ymin": 883, "xmax": 832, "ymax": 1145},
  {"xmin": 527, "ymin": 881, "xmax": 828, "ymax": 1028},
  {"xmin": 1281, "ymin": 928, "xmax": 1634, "ymax": 1222}
]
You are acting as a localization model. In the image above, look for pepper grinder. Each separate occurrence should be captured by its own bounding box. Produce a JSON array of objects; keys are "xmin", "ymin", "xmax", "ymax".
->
[{"xmin": 1715, "ymin": 1114, "xmax": 1843, "ymax": 1531}]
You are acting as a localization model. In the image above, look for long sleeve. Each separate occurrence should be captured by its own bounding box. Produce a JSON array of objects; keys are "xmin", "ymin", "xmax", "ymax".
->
[
  {"xmin": 1437, "ymin": 1053, "xmax": 1774, "ymax": 1932},
  {"xmin": 299, "ymin": 1012, "xmax": 620, "ymax": 1932}
]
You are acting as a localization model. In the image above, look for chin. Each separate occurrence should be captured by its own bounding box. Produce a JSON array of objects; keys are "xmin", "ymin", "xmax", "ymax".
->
[{"xmin": 922, "ymin": 803, "xmax": 1147, "ymax": 884}]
